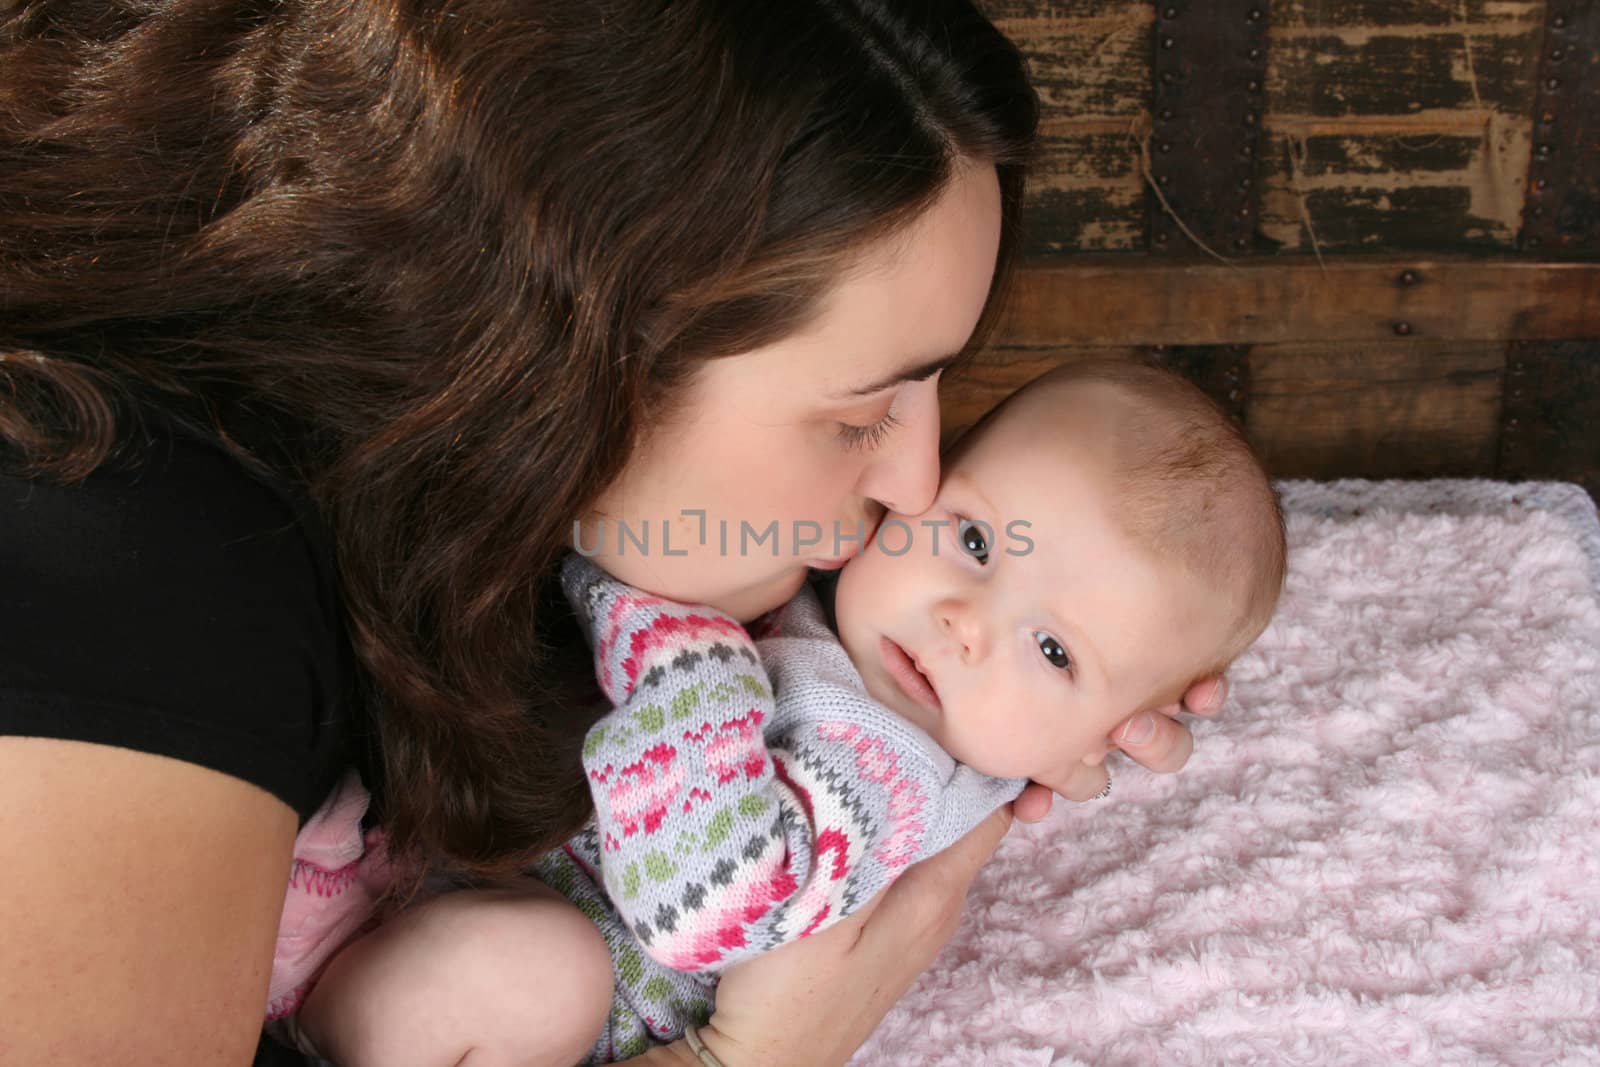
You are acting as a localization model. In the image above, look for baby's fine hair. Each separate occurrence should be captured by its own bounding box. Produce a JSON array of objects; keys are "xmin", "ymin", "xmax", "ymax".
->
[{"xmin": 965, "ymin": 358, "xmax": 1287, "ymax": 678}]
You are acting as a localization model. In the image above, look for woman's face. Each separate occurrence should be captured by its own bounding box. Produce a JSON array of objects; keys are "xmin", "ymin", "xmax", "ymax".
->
[{"xmin": 578, "ymin": 162, "xmax": 1003, "ymax": 621}]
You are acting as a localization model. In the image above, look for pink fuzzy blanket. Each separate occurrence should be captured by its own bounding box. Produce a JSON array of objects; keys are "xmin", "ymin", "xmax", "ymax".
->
[{"xmin": 853, "ymin": 480, "xmax": 1600, "ymax": 1067}]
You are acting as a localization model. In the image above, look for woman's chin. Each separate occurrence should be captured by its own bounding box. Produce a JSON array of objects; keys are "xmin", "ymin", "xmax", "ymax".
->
[{"xmin": 721, "ymin": 567, "xmax": 810, "ymax": 623}]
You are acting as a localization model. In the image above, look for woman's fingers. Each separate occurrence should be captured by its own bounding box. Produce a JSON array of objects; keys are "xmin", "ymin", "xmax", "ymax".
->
[
  {"xmin": 1011, "ymin": 782, "xmax": 1054, "ymax": 822},
  {"xmin": 1113, "ymin": 709, "xmax": 1195, "ymax": 774},
  {"xmin": 1181, "ymin": 674, "xmax": 1228, "ymax": 718}
]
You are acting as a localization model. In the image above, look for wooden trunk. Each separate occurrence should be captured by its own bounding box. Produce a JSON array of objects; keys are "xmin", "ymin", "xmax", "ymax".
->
[{"xmin": 958, "ymin": 0, "xmax": 1600, "ymax": 500}]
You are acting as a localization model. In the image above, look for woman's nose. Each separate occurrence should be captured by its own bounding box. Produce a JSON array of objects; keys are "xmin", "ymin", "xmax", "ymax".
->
[
  {"xmin": 935, "ymin": 598, "xmax": 989, "ymax": 663},
  {"xmin": 855, "ymin": 378, "xmax": 941, "ymax": 517}
]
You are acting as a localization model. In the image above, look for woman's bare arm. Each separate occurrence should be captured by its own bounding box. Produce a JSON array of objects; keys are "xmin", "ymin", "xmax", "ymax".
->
[{"xmin": 0, "ymin": 737, "xmax": 297, "ymax": 1066}]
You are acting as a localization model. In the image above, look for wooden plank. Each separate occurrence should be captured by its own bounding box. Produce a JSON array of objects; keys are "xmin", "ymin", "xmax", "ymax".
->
[
  {"xmin": 995, "ymin": 257, "xmax": 1600, "ymax": 346},
  {"xmin": 1521, "ymin": 6, "xmax": 1600, "ymax": 252},
  {"xmin": 1148, "ymin": 345, "xmax": 1251, "ymax": 422},
  {"xmin": 1498, "ymin": 341, "xmax": 1600, "ymax": 497},
  {"xmin": 1249, "ymin": 341, "xmax": 1504, "ymax": 478},
  {"xmin": 1149, "ymin": 0, "xmax": 1271, "ymax": 256}
]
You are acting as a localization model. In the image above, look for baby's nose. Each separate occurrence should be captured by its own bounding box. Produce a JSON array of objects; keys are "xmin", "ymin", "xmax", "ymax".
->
[{"xmin": 936, "ymin": 600, "xmax": 989, "ymax": 661}]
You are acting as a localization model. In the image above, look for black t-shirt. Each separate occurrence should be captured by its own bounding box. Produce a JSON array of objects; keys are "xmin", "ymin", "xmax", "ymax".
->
[{"xmin": 0, "ymin": 420, "xmax": 366, "ymax": 1066}]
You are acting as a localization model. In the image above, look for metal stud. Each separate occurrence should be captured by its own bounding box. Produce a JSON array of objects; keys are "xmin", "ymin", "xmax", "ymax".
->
[
  {"xmin": 1247, "ymin": 8, "xmax": 1263, "ymax": 20},
  {"xmin": 1248, "ymin": 47, "xmax": 1262, "ymax": 60},
  {"xmin": 1238, "ymin": 177, "xmax": 1251, "ymax": 190},
  {"xmin": 1159, "ymin": 109, "xmax": 1175, "ymax": 121},
  {"xmin": 1163, "ymin": 36, "xmax": 1176, "ymax": 48},
  {"xmin": 1162, "ymin": 71, "xmax": 1177, "ymax": 84},
  {"xmin": 1547, "ymin": 78, "xmax": 1562, "ymax": 90},
  {"xmin": 1551, "ymin": 49, "xmax": 1565, "ymax": 61},
  {"xmin": 1537, "ymin": 144, "xmax": 1553, "ymax": 158},
  {"xmin": 1160, "ymin": 142, "xmax": 1173, "ymax": 153},
  {"xmin": 1247, "ymin": 80, "xmax": 1261, "ymax": 93},
  {"xmin": 1394, "ymin": 322, "xmax": 1414, "ymax": 336},
  {"xmin": 1399, "ymin": 269, "xmax": 1419, "ymax": 286},
  {"xmin": 1244, "ymin": 112, "xmax": 1257, "ymax": 126},
  {"xmin": 1553, "ymin": 15, "xmax": 1567, "ymax": 29},
  {"xmin": 1534, "ymin": 178, "xmax": 1548, "ymax": 191},
  {"xmin": 1164, "ymin": 6, "xmax": 1178, "ymax": 18}
]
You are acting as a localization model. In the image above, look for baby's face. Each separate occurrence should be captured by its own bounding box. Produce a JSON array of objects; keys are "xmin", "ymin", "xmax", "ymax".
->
[{"xmin": 834, "ymin": 385, "xmax": 1236, "ymax": 787}]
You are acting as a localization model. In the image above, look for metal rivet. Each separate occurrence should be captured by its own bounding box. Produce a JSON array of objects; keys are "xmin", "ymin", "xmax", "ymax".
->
[
  {"xmin": 1248, "ymin": 47, "xmax": 1262, "ymax": 60},
  {"xmin": 1244, "ymin": 112, "xmax": 1257, "ymax": 126},
  {"xmin": 1534, "ymin": 178, "xmax": 1548, "ymax": 191},
  {"xmin": 1532, "ymin": 206, "xmax": 1545, "ymax": 218},
  {"xmin": 1511, "ymin": 388, "xmax": 1524, "ymax": 399},
  {"xmin": 1551, "ymin": 48, "xmax": 1565, "ymax": 61},
  {"xmin": 1512, "ymin": 361, "xmax": 1525, "ymax": 374},
  {"xmin": 1234, "ymin": 238, "xmax": 1249, "ymax": 250},
  {"xmin": 1537, "ymin": 144, "xmax": 1553, "ymax": 158},
  {"xmin": 1547, "ymin": 77, "xmax": 1561, "ymax": 90},
  {"xmin": 1163, "ymin": 36, "xmax": 1176, "ymax": 48},
  {"xmin": 1156, "ymin": 232, "xmax": 1170, "ymax": 244},
  {"xmin": 1241, "ymin": 144, "xmax": 1255, "ymax": 158},
  {"xmin": 1160, "ymin": 141, "xmax": 1173, "ymax": 153},
  {"xmin": 1239, "ymin": 205, "xmax": 1251, "ymax": 217},
  {"xmin": 1508, "ymin": 417, "xmax": 1520, "ymax": 428},
  {"xmin": 1228, "ymin": 388, "xmax": 1243, "ymax": 401},
  {"xmin": 1157, "ymin": 175, "xmax": 1171, "ymax": 187},
  {"xmin": 1159, "ymin": 108, "xmax": 1175, "ymax": 121},
  {"xmin": 1162, "ymin": 71, "xmax": 1178, "ymax": 84},
  {"xmin": 1248, "ymin": 8, "xmax": 1263, "ymax": 20},
  {"xmin": 1553, "ymin": 15, "xmax": 1567, "ymax": 29},
  {"xmin": 1238, "ymin": 178, "xmax": 1252, "ymax": 190},
  {"xmin": 1394, "ymin": 322, "xmax": 1413, "ymax": 336},
  {"xmin": 1164, "ymin": 6, "xmax": 1178, "ymax": 18},
  {"xmin": 1247, "ymin": 80, "xmax": 1261, "ymax": 93},
  {"xmin": 1528, "ymin": 237, "xmax": 1543, "ymax": 248},
  {"xmin": 1399, "ymin": 269, "xmax": 1420, "ymax": 286}
]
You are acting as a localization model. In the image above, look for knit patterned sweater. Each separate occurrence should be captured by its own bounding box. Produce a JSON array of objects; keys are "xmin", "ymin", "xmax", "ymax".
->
[{"xmin": 537, "ymin": 554, "xmax": 1025, "ymax": 1063}]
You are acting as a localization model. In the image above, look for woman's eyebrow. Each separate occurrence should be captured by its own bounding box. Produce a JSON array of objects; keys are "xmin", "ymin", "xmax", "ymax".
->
[{"xmin": 834, "ymin": 352, "xmax": 962, "ymax": 398}]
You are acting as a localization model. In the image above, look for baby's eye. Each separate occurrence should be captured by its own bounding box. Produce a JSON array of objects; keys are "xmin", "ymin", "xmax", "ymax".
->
[
  {"xmin": 1035, "ymin": 632, "xmax": 1071, "ymax": 671},
  {"xmin": 957, "ymin": 518, "xmax": 990, "ymax": 564}
]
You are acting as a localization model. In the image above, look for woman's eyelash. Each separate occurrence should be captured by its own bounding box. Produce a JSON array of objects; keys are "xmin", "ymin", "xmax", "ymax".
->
[{"xmin": 837, "ymin": 411, "xmax": 901, "ymax": 451}]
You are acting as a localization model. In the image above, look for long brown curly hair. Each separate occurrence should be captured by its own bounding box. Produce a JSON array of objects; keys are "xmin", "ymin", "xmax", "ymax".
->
[{"xmin": 0, "ymin": 0, "xmax": 1038, "ymax": 878}]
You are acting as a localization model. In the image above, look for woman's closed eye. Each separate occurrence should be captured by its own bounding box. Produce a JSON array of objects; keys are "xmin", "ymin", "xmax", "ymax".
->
[{"xmin": 837, "ymin": 411, "xmax": 902, "ymax": 451}]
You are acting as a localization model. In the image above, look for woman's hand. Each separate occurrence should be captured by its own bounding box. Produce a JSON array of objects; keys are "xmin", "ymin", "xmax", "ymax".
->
[
  {"xmin": 1013, "ymin": 674, "xmax": 1229, "ymax": 823},
  {"xmin": 651, "ymin": 805, "xmax": 1014, "ymax": 1067}
]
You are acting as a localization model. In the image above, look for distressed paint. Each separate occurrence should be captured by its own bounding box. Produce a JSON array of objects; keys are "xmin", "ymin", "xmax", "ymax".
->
[
  {"xmin": 990, "ymin": 2, "xmax": 1152, "ymax": 252},
  {"xmin": 1261, "ymin": 1, "xmax": 1541, "ymax": 252}
]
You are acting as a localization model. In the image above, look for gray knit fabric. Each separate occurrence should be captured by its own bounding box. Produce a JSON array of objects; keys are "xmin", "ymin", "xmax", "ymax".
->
[{"xmin": 538, "ymin": 554, "xmax": 1025, "ymax": 1062}]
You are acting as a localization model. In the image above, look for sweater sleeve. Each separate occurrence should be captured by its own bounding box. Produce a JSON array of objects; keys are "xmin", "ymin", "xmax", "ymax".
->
[{"xmin": 560, "ymin": 556, "xmax": 1023, "ymax": 974}]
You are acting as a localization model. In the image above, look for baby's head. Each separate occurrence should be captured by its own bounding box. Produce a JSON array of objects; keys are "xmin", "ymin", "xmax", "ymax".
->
[{"xmin": 833, "ymin": 358, "xmax": 1285, "ymax": 788}]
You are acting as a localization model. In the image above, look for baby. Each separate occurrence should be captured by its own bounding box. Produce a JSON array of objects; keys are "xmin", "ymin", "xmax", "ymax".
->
[{"xmin": 282, "ymin": 357, "xmax": 1285, "ymax": 1065}]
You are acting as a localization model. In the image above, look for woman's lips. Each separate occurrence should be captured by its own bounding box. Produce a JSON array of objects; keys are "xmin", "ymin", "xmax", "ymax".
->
[{"xmin": 879, "ymin": 636, "xmax": 941, "ymax": 711}]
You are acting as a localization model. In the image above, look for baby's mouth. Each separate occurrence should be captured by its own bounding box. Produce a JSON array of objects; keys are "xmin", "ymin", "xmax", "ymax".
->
[{"xmin": 879, "ymin": 636, "xmax": 942, "ymax": 712}]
